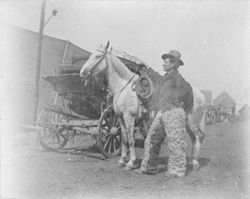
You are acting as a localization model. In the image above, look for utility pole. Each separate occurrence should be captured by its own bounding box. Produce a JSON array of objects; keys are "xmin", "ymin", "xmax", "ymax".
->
[{"xmin": 34, "ymin": 0, "xmax": 46, "ymax": 122}]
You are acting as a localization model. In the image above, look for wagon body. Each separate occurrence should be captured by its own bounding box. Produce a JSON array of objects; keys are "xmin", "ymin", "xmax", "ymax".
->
[{"xmin": 43, "ymin": 71, "xmax": 106, "ymax": 119}]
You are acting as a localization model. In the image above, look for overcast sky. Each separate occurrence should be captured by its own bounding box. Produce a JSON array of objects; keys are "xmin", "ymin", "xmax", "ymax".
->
[{"xmin": 1, "ymin": 0, "xmax": 250, "ymax": 104}]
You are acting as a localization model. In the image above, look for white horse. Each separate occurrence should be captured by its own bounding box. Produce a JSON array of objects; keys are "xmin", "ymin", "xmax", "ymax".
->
[{"xmin": 80, "ymin": 42, "xmax": 206, "ymax": 170}]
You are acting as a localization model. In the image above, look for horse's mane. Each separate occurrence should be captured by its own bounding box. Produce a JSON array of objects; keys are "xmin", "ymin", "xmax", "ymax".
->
[{"xmin": 108, "ymin": 51, "xmax": 136, "ymax": 81}]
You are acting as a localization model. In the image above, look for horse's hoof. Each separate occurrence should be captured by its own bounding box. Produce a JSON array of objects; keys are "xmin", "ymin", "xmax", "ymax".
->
[
  {"xmin": 117, "ymin": 162, "xmax": 126, "ymax": 167},
  {"xmin": 193, "ymin": 162, "xmax": 200, "ymax": 170},
  {"xmin": 124, "ymin": 165, "xmax": 133, "ymax": 171},
  {"xmin": 124, "ymin": 163, "xmax": 140, "ymax": 171},
  {"xmin": 135, "ymin": 169, "xmax": 157, "ymax": 175}
]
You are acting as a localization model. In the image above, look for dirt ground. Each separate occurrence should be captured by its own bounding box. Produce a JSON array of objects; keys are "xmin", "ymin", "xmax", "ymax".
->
[{"xmin": 1, "ymin": 121, "xmax": 250, "ymax": 199}]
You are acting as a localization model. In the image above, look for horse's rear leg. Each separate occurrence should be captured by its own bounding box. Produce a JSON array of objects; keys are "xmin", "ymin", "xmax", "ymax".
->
[
  {"xmin": 117, "ymin": 124, "xmax": 128, "ymax": 167},
  {"xmin": 193, "ymin": 130, "xmax": 205, "ymax": 170},
  {"xmin": 187, "ymin": 114, "xmax": 205, "ymax": 170},
  {"xmin": 193, "ymin": 113, "xmax": 206, "ymax": 169}
]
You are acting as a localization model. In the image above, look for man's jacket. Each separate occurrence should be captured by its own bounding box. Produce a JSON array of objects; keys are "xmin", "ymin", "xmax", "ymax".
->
[{"xmin": 155, "ymin": 69, "xmax": 193, "ymax": 113}]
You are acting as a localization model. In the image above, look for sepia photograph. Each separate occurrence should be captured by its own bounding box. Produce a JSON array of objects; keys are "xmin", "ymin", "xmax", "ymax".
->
[{"xmin": 1, "ymin": 0, "xmax": 250, "ymax": 198}]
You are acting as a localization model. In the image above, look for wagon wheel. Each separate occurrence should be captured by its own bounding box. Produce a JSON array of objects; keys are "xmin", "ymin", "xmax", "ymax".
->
[
  {"xmin": 97, "ymin": 106, "xmax": 121, "ymax": 158},
  {"xmin": 207, "ymin": 106, "xmax": 217, "ymax": 125},
  {"xmin": 211, "ymin": 108, "xmax": 218, "ymax": 124},
  {"xmin": 37, "ymin": 108, "xmax": 69, "ymax": 151}
]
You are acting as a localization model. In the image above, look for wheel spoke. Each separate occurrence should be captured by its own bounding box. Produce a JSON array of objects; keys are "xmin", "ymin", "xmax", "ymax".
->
[
  {"xmin": 101, "ymin": 119, "xmax": 108, "ymax": 125},
  {"xmin": 103, "ymin": 133, "xmax": 110, "ymax": 138},
  {"xmin": 116, "ymin": 126, "xmax": 121, "ymax": 132},
  {"xmin": 101, "ymin": 130, "xmax": 110, "ymax": 142},
  {"xmin": 57, "ymin": 131, "xmax": 67, "ymax": 143},
  {"xmin": 101, "ymin": 126, "xmax": 109, "ymax": 131},
  {"xmin": 103, "ymin": 118, "xmax": 111, "ymax": 128},
  {"xmin": 56, "ymin": 134, "xmax": 62, "ymax": 144},
  {"xmin": 114, "ymin": 136, "xmax": 120, "ymax": 144},
  {"xmin": 103, "ymin": 135, "xmax": 112, "ymax": 150},
  {"xmin": 108, "ymin": 136, "xmax": 113, "ymax": 154},
  {"xmin": 114, "ymin": 117, "xmax": 120, "ymax": 127},
  {"xmin": 113, "ymin": 136, "xmax": 117, "ymax": 152}
]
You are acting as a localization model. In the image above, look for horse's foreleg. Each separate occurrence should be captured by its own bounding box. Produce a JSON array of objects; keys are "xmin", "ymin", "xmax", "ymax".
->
[
  {"xmin": 117, "ymin": 124, "xmax": 128, "ymax": 167},
  {"xmin": 192, "ymin": 113, "xmax": 206, "ymax": 169},
  {"xmin": 124, "ymin": 116, "xmax": 139, "ymax": 171}
]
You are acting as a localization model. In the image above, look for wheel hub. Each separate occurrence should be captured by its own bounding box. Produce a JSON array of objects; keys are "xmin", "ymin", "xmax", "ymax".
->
[{"xmin": 110, "ymin": 127, "xmax": 118, "ymax": 135}]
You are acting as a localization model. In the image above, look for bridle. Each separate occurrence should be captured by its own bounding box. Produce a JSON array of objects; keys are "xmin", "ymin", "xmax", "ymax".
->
[{"xmin": 80, "ymin": 49, "xmax": 107, "ymax": 81}]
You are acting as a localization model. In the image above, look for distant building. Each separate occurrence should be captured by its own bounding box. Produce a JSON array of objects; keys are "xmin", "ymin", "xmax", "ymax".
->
[
  {"xmin": 213, "ymin": 90, "xmax": 236, "ymax": 109},
  {"xmin": 2, "ymin": 24, "xmax": 91, "ymax": 124},
  {"xmin": 238, "ymin": 104, "xmax": 250, "ymax": 121},
  {"xmin": 239, "ymin": 88, "xmax": 250, "ymax": 106}
]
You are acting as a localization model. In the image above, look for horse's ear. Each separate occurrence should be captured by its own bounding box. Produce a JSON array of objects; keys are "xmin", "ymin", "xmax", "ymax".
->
[{"xmin": 104, "ymin": 41, "xmax": 110, "ymax": 51}]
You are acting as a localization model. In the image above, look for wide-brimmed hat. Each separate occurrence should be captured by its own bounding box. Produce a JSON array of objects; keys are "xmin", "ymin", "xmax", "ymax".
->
[{"xmin": 161, "ymin": 50, "xmax": 184, "ymax": 66}]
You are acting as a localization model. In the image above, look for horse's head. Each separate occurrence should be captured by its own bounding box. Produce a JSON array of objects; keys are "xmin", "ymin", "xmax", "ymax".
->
[{"xmin": 80, "ymin": 41, "xmax": 110, "ymax": 80}]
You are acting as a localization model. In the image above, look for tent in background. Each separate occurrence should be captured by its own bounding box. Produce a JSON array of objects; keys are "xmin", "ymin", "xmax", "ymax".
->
[
  {"xmin": 213, "ymin": 90, "xmax": 236, "ymax": 109},
  {"xmin": 238, "ymin": 104, "xmax": 250, "ymax": 121}
]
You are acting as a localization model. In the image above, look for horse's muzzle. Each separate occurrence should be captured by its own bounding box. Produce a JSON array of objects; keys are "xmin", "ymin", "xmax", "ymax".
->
[
  {"xmin": 80, "ymin": 72, "xmax": 91, "ymax": 86},
  {"xmin": 79, "ymin": 71, "xmax": 89, "ymax": 81}
]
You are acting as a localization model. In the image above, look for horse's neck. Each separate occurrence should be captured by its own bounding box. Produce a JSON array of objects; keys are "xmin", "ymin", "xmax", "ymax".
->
[{"xmin": 106, "ymin": 54, "xmax": 135, "ymax": 94}]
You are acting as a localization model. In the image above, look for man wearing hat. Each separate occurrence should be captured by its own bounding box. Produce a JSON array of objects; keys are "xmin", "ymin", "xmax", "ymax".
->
[{"xmin": 138, "ymin": 50, "xmax": 193, "ymax": 177}]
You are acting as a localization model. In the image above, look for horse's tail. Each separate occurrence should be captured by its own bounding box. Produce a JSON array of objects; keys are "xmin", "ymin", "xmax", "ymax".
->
[{"xmin": 192, "ymin": 88, "xmax": 206, "ymax": 111}]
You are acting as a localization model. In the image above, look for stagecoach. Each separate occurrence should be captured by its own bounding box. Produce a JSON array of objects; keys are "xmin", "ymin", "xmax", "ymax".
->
[{"xmin": 36, "ymin": 53, "xmax": 149, "ymax": 158}]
